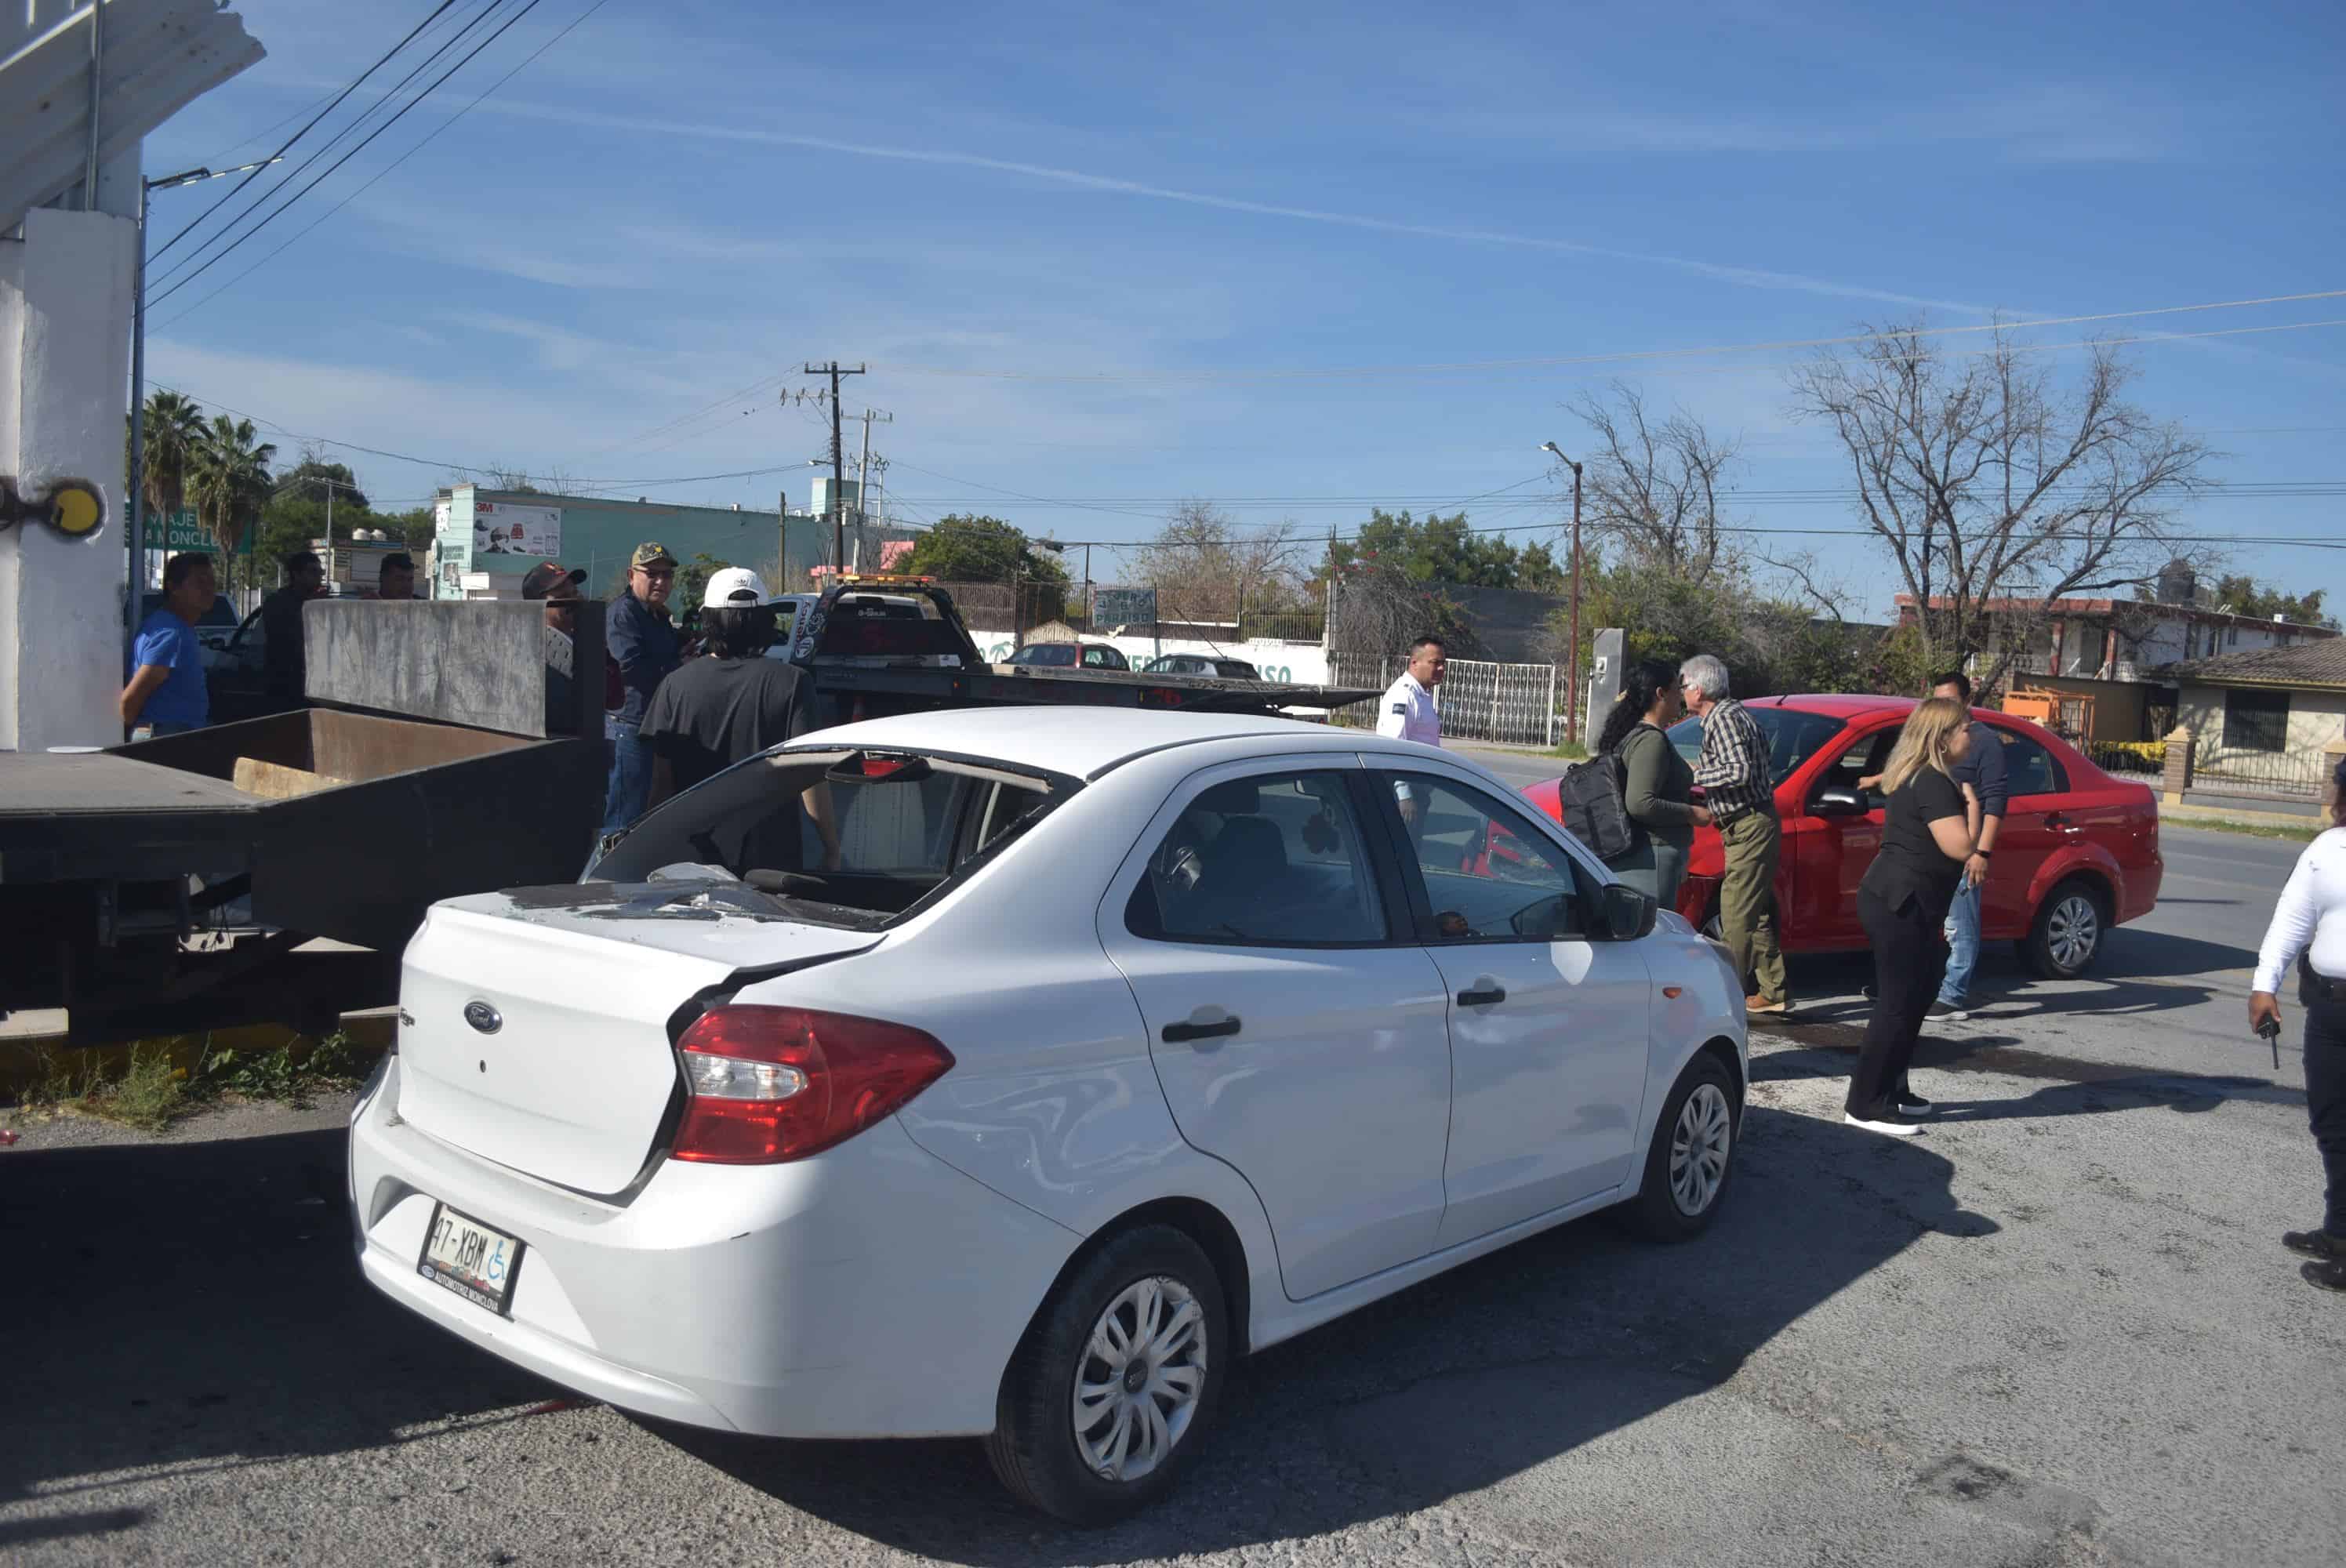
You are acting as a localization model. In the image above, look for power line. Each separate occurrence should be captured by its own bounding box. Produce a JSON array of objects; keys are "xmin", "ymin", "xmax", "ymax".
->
[
  {"xmin": 154, "ymin": 1, "xmax": 509, "ymax": 296},
  {"xmin": 151, "ymin": 1, "xmax": 463, "ymax": 263},
  {"xmin": 152, "ymin": 0, "xmax": 614, "ymax": 329},
  {"xmin": 150, "ymin": 0, "xmax": 553, "ymax": 311},
  {"xmin": 882, "ymin": 290, "xmax": 2346, "ymax": 383}
]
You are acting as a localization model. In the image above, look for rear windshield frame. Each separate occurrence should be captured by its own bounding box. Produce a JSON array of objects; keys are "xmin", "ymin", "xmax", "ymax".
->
[{"xmin": 591, "ymin": 743, "xmax": 1084, "ymax": 930}]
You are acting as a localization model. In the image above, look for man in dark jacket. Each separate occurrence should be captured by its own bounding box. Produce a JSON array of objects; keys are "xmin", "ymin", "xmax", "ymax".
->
[
  {"xmin": 601, "ymin": 541, "xmax": 681, "ymax": 836},
  {"xmin": 259, "ymin": 550, "xmax": 325, "ymax": 707}
]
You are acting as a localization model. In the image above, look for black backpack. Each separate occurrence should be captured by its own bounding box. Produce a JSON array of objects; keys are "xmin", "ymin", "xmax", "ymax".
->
[{"xmin": 1556, "ymin": 733, "xmax": 1651, "ymax": 865}]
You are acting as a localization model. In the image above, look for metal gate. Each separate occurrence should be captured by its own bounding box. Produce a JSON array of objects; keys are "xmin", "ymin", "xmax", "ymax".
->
[{"xmin": 1328, "ymin": 653, "xmax": 1559, "ymax": 748}]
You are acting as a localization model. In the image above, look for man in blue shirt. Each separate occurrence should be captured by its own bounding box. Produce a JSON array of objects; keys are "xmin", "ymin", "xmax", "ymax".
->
[
  {"xmin": 121, "ymin": 551, "xmax": 218, "ymax": 737},
  {"xmin": 1930, "ymin": 670, "xmax": 2006, "ymax": 1020},
  {"xmin": 601, "ymin": 540, "xmax": 681, "ymax": 836}
]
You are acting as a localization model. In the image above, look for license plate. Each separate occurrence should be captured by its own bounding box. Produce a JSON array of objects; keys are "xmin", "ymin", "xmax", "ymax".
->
[{"xmin": 417, "ymin": 1203, "xmax": 525, "ymax": 1316}]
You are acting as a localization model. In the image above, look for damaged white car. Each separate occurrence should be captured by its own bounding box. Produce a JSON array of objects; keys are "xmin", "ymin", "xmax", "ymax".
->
[{"xmin": 349, "ymin": 708, "xmax": 1746, "ymax": 1523}]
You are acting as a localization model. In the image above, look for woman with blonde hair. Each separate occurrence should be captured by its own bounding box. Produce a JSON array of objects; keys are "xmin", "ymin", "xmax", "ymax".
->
[{"xmin": 1845, "ymin": 697, "xmax": 1979, "ymax": 1135}]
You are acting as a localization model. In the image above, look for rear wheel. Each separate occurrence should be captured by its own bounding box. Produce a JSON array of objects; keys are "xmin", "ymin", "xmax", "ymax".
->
[
  {"xmin": 986, "ymin": 1225, "xmax": 1227, "ymax": 1526},
  {"xmin": 2024, "ymin": 878, "xmax": 2107, "ymax": 979},
  {"xmin": 1628, "ymin": 1054, "xmax": 1740, "ymax": 1240}
]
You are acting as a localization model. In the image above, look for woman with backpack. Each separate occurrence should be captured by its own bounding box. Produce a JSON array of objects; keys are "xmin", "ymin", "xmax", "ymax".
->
[{"xmin": 1595, "ymin": 660, "xmax": 1712, "ymax": 909}]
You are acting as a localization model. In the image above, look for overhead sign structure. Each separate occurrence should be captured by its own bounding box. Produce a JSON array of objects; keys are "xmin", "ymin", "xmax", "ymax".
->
[{"xmin": 1091, "ymin": 586, "xmax": 1157, "ymax": 627}]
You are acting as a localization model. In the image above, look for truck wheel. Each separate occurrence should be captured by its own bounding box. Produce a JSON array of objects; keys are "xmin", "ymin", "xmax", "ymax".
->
[
  {"xmin": 1628, "ymin": 1053, "xmax": 1739, "ymax": 1241},
  {"xmin": 986, "ymin": 1225, "xmax": 1227, "ymax": 1526},
  {"xmin": 2024, "ymin": 878, "xmax": 2107, "ymax": 979}
]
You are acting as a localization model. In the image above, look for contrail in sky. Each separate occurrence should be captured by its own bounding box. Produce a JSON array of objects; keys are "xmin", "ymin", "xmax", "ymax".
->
[{"xmin": 473, "ymin": 98, "xmax": 1988, "ymax": 314}]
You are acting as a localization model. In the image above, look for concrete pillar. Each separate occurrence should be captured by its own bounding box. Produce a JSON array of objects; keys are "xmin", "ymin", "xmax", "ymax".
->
[
  {"xmin": 2161, "ymin": 724, "xmax": 2194, "ymax": 806},
  {"xmin": 0, "ymin": 205, "xmax": 137, "ymax": 752}
]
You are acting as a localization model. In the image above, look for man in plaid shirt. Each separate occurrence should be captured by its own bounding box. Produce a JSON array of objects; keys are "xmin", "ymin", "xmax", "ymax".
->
[{"xmin": 1681, "ymin": 654, "xmax": 1790, "ymax": 1016}]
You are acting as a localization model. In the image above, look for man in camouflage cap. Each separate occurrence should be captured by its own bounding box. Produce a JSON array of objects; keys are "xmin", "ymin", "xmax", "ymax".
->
[{"xmin": 601, "ymin": 541, "xmax": 681, "ymax": 839}]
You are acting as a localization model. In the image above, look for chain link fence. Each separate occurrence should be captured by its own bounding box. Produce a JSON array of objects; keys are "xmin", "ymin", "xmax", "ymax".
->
[{"xmin": 1327, "ymin": 653, "xmax": 1559, "ymax": 748}]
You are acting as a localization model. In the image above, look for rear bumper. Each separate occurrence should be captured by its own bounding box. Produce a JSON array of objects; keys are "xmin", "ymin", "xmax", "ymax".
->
[{"xmin": 349, "ymin": 1058, "xmax": 1081, "ymax": 1439}]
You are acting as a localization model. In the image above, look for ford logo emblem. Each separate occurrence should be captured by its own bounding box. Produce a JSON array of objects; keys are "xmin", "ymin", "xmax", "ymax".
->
[{"xmin": 463, "ymin": 1000, "xmax": 503, "ymax": 1035}]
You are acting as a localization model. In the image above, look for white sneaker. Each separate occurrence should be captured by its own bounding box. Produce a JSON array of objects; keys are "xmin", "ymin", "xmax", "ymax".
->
[{"xmin": 1843, "ymin": 1112, "xmax": 1924, "ymax": 1137}]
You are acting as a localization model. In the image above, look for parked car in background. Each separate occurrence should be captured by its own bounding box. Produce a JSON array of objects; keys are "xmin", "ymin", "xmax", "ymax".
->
[
  {"xmin": 1004, "ymin": 641, "xmax": 1131, "ymax": 671},
  {"xmin": 1141, "ymin": 653, "xmax": 1263, "ymax": 681},
  {"xmin": 1520, "ymin": 694, "xmax": 2162, "ymax": 978},
  {"xmin": 352, "ymin": 710, "xmax": 1747, "ymax": 1523}
]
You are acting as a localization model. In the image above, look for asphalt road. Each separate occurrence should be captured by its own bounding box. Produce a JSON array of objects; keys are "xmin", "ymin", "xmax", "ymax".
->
[{"xmin": 2, "ymin": 808, "xmax": 2340, "ymax": 1567}]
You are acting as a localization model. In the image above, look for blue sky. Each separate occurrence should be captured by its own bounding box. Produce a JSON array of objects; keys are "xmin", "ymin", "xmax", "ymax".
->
[{"xmin": 143, "ymin": 0, "xmax": 2346, "ymax": 615}]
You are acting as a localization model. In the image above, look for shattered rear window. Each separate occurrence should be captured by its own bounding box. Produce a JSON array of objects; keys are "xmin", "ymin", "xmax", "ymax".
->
[{"xmin": 589, "ymin": 749, "xmax": 1072, "ymax": 930}]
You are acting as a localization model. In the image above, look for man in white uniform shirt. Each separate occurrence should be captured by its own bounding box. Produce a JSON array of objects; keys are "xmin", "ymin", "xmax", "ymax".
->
[
  {"xmin": 2251, "ymin": 755, "xmax": 2346, "ymax": 1296},
  {"xmin": 1376, "ymin": 635, "xmax": 1446, "ymax": 822}
]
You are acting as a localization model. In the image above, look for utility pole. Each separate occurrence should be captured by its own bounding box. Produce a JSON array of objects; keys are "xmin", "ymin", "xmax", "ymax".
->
[
  {"xmin": 1541, "ymin": 442, "xmax": 1585, "ymax": 746},
  {"xmin": 855, "ymin": 405, "xmax": 893, "ymax": 543},
  {"xmin": 804, "ymin": 361, "xmax": 866, "ymax": 572}
]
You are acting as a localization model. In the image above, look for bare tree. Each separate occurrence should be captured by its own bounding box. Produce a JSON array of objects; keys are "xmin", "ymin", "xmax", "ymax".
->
[
  {"xmin": 1790, "ymin": 325, "xmax": 2212, "ymax": 695},
  {"xmin": 1568, "ymin": 381, "xmax": 1738, "ymax": 585},
  {"xmin": 1129, "ymin": 501, "xmax": 1309, "ymax": 625}
]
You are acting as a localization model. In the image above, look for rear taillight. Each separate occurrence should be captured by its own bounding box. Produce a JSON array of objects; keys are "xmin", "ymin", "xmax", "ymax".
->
[{"xmin": 670, "ymin": 1006, "xmax": 954, "ymax": 1164}]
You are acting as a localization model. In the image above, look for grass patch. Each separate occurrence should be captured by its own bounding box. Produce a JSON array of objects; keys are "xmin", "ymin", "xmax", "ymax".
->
[
  {"xmin": 2169, "ymin": 815, "xmax": 2324, "ymax": 844},
  {"xmin": 10, "ymin": 1029, "xmax": 381, "ymax": 1132},
  {"xmin": 193, "ymin": 1029, "xmax": 376, "ymax": 1108},
  {"xmin": 82, "ymin": 1043, "xmax": 192, "ymax": 1133},
  {"xmin": 1550, "ymin": 739, "xmax": 1589, "ymax": 762}
]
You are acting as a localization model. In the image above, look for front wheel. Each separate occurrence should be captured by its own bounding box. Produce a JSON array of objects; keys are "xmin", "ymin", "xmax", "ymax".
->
[
  {"xmin": 2024, "ymin": 878, "xmax": 2107, "ymax": 979},
  {"xmin": 986, "ymin": 1225, "xmax": 1228, "ymax": 1526},
  {"xmin": 1628, "ymin": 1054, "xmax": 1741, "ymax": 1240}
]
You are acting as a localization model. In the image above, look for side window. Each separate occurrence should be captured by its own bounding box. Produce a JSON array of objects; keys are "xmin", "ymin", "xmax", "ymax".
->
[
  {"xmin": 1996, "ymin": 730, "xmax": 2068, "ymax": 797},
  {"xmin": 1814, "ymin": 729, "xmax": 1894, "ymax": 808},
  {"xmin": 1128, "ymin": 771, "xmax": 1386, "ymax": 946},
  {"xmin": 1380, "ymin": 773, "xmax": 1584, "ymax": 941}
]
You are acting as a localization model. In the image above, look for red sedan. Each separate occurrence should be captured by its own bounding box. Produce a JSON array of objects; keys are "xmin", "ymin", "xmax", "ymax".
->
[{"xmin": 1521, "ymin": 695, "xmax": 2163, "ymax": 978}]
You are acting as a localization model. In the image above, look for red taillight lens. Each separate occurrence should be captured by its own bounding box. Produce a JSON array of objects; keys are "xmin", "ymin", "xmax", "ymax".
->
[{"xmin": 670, "ymin": 1006, "xmax": 954, "ymax": 1164}]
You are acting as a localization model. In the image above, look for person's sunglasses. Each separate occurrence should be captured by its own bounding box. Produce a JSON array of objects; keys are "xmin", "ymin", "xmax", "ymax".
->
[{"xmin": 639, "ymin": 568, "xmax": 675, "ymax": 582}]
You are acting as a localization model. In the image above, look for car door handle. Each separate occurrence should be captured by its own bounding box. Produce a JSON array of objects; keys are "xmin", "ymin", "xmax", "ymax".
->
[
  {"xmin": 1162, "ymin": 1014, "xmax": 1241, "ymax": 1044},
  {"xmin": 1456, "ymin": 985, "xmax": 1507, "ymax": 1007}
]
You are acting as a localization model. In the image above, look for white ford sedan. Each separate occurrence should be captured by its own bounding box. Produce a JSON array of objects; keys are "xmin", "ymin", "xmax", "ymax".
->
[{"xmin": 350, "ymin": 709, "xmax": 1747, "ymax": 1523}]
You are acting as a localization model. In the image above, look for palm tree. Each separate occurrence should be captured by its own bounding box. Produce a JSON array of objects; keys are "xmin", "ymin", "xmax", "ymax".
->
[
  {"xmin": 140, "ymin": 390, "xmax": 207, "ymax": 525},
  {"xmin": 189, "ymin": 415, "xmax": 277, "ymax": 573}
]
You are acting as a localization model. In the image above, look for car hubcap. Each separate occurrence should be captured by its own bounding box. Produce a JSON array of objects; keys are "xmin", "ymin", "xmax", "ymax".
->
[
  {"xmin": 2047, "ymin": 895, "xmax": 2098, "ymax": 970},
  {"xmin": 1670, "ymin": 1083, "xmax": 1732, "ymax": 1217},
  {"xmin": 1072, "ymin": 1275, "xmax": 1207, "ymax": 1483}
]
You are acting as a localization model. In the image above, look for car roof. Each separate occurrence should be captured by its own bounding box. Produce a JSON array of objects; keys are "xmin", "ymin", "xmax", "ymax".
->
[{"xmin": 797, "ymin": 706, "xmax": 1396, "ymax": 779}]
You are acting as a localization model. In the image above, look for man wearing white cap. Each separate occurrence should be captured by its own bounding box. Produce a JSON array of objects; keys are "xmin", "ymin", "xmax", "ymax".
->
[{"xmin": 637, "ymin": 568, "xmax": 839, "ymax": 867}]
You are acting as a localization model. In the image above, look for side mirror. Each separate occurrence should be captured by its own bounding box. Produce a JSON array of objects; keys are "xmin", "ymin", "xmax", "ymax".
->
[
  {"xmin": 1598, "ymin": 882, "xmax": 1658, "ymax": 942},
  {"xmin": 1811, "ymin": 785, "xmax": 1869, "ymax": 818}
]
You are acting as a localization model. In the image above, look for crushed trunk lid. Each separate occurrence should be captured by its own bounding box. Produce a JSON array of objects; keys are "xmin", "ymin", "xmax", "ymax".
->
[{"xmin": 396, "ymin": 880, "xmax": 880, "ymax": 1193}]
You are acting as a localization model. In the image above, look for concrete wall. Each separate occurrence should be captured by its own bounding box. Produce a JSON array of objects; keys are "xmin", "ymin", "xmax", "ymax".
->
[{"xmin": 0, "ymin": 206, "xmax": 137, "ymax": 751}]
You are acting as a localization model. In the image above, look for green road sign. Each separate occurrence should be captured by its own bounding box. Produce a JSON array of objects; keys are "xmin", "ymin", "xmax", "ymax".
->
[{"xmin": 144, "ymin": 508, "xmax": 251, "ymax": 555}]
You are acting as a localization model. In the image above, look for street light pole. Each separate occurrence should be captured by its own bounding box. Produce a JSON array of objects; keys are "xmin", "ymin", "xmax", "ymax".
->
[
  {"xmin": 1542, "ymin": 441, "xmax": 1585, "ymax": 747},
  {"xmin": 126, "ymin": 157, "xmax": 279, "ymax": 652}
]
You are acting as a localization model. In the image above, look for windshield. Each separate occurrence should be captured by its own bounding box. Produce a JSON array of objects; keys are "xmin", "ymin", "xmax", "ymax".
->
[{"xmin": 1668, "ymin": 705, "xmax": 1850, "ymax": 788}]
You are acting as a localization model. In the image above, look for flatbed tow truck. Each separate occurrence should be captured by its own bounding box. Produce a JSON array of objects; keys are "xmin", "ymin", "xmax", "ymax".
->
[{"xmin": 0, "ymin": 578, "xmax": 1372, "ymax": 1044}]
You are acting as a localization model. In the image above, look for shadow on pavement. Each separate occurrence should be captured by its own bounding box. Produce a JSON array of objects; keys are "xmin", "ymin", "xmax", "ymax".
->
[
  {"xmin": 0, "ymin": 1127, "xmax": 554, "ymax": 1519},
  {"xmin": 666, "ymin": 1105, "xmax": 1996, "ymax": 1564}
]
